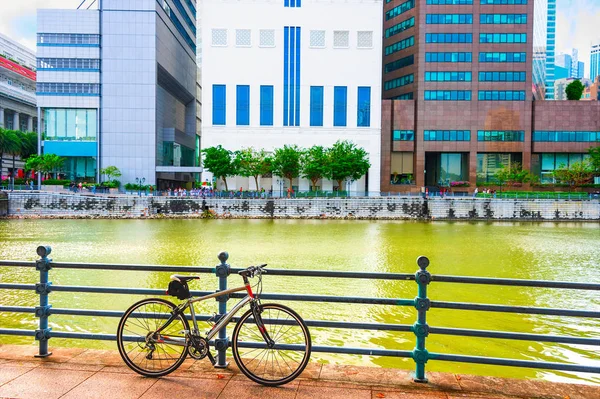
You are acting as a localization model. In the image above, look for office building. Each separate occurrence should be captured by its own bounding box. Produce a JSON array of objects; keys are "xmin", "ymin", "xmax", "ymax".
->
[
  {"xmin": 37, "ymin": 0, "xmax": 200, "ymax": 186},
  {"xmin": 591, "ymin": 42, "xmax": 600, "ymax": 81},
  {"xmin": 0, "ymin": 33, "xmax": 37, "ymax": 178},
  {"xmin": 201, "ymin": 0, "xmax": 383, "ymax": 193},
  {"xmin": 532, "ymin": 0, "xmax": 556, "ymax": 100},
  {"xmin": 556, "ymin": 50, "xmax": 584, "ymax": 79}
]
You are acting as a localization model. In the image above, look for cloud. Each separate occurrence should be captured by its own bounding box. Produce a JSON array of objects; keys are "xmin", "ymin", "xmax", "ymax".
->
[{"xmin": 0, "ymin": 0, "xmax": 93, "ymax": 52}]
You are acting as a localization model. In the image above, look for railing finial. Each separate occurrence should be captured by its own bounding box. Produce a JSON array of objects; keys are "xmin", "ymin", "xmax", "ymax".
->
[
  {"xmin": 36, "ymin": 246, "xmax": 52, "ymax": 258},
  {"xmin": 218, "ymin": 251, "xmax": 229, "ymax": 264},
  {"xmin": 417, "ymin": 256, "xmax": 429, "ymax": 270}
]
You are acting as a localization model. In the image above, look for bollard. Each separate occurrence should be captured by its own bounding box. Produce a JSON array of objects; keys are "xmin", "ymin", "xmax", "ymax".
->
[
  {"xmin": 412, "ymin": 256, "xmax": 431, "ymax": 383},
  {"xmin": 214, "ymin": 251, "xmax": 230, "ymax": 368},
  {"xmin": 35, "ymin": 245, "xmax": 53, "ymax": 358}
]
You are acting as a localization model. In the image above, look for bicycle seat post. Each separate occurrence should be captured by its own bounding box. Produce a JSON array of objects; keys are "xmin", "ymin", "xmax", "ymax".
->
[{"xmin": 214, "ymin": 251, "xmax": 230, "ymax": 368}]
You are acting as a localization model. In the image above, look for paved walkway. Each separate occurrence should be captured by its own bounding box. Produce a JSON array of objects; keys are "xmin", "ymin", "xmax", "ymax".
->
[{"xmin": 0, "ymin": 344, "xmax": 598, "ymax": 399}]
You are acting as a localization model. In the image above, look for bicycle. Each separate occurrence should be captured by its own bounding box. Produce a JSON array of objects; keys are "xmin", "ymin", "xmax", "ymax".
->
[{"xmin": 116, "ymin": 264, "xmax": 312, "ymax": 386}]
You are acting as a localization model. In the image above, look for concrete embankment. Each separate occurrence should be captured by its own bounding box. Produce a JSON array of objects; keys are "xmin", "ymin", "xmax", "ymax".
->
[{"xmin": 3, "ymin": 192, "xmax": 600, "ymax": 221}]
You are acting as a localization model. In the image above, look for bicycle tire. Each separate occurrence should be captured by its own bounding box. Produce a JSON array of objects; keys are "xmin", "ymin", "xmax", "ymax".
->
[
  {"xmin": 232, "ymin": 303, "xmax": 311, "ymax": 386},
  {"xmin": 116, "ymin": 298, "xmax": 189, "ymax": 377}
]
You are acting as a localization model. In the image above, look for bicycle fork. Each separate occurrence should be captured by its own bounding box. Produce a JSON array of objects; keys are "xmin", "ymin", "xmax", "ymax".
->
[{"xmin": 251, "ymin": 302, "xmax": 275, "ymax": 348}]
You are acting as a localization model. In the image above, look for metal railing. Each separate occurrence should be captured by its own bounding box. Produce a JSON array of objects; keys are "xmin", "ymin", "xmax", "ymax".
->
[{"xmin": 0, "ymin": 247, "xmax": 599, "ymax": 381}]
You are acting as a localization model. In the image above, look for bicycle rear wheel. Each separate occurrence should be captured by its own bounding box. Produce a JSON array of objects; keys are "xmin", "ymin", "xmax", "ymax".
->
[
  {"xmin": 232, "ymin": 303, "xmax": 311, "ymax": 386},
  {"xmin": 116, "ymin": 298, "xmax": 189, "ymax": 377}
]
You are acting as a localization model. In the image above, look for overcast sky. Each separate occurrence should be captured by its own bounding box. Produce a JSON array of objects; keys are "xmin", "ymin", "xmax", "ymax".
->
[{"xmin": 1, "ymin": 0, "xmax": 599, "ymax": 77}]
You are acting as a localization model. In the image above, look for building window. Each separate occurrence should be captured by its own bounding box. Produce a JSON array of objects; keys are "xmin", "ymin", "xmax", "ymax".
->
[
  {"xmin": 310, "ymin": 30, "xmax": 326, "ymax": 48},
  {"xmin": 37, "ymin": 58, "xmax": 100, "ymax": 71},
  {"xmin": 236, "ymin": 85, "xmax": 250, "ymax": 126},
  {"xmin": 384, "ymin": 36, "xmax": 415, "ymax": 56},
  {"xmin": 384, "ymin": 55, "xmax": 415, "ymax": 73},
  {"xmin": 477, "ymin": 153, "xmax": 522, "ymax": 184},
  {"xmin": 172, "ymin": 0, "xmax": 196, "ymax": 34},
  {"xmin": 333, "ymin": 31, "xmax": 349, "ymax": 48},
  {"xmin": 386, "ymin": 0, "xmax": 415, "ymax": 21},
  {"xmin": 479, "ymin": 52, "xmax": 526, "ymax": 62},
  {"xmin": 357, "ymin": 31, "xmax": 373, "ymax": 49},
  {"xmin": 533, "ymin": 131, "xmax": 600, "ymax": 142},
  {"xmin": 212, "ymin": 29, "xmax": 227, "ymax": 46},
  {"xmin": 236, "ymin": 29, "xmax": 251, "ymax": 47},
  {"xmin": 212, "ymin": 85, "xmax": 226, "ymax": 125},
  {"xmin": 477, "ymin": 130, "xmax": 524, "ymax": 141},
  {"xmin": 477, "ymin": 91, "xmax": 526, "ymax": 101},
  {"xmin": 478, "ymin": 71, "xmax": 526, "ymax": 81},
  {"xmin": 333, "ymin": 86, "xmax": 347, "ymax": 127},
  {"xmin": 259, "ymin": 30, "xmax": 275, "ymax": 47},
  {"xmin": 37, "ymin": 83, "xmax": 100, "ymax": 96},
  {"xmin": 425, "ymin": 71, "xmax": 472, "ymax": 81},
  {"xmin": 481, "ymin": 0, "xmax": 527, "ymax": 4},
  {"xmin": 426, "ymin": 14, "xmax": 473, "ymax": 24},
  {"xmin": 424, "ymin": 130, "xmax": 471, "ymax": 141},
  {"xmin": 392, "ymin": 130, "xmax": 414, "ymax": 141},
  {"xmin": 37, "ymin": 33, "xmax": 100, "ymax": 46},
  {"xmin": 357, "ymin": 87, "xmax": 371, "ymax": 127},
  {"xmin": 480, "ymin": 14, "xmax": 527, "ymax": 24},
  {"xmin": 425, "ymin": 52, "xmax": 472, "ymax": 63},
  {"xmin": 479, "ymin": 33, "xmax": 527, "ymax": 43},
  {"xmin": 424, "ymin": 90, "xmax": 472, "ymax": 101},
  {"xmin": 385, "ymin": 17, "xmax": 415, "ymax": 39},
  {"xmin": 392, "ymin": 93, "xmax": 414, "ymax": 100},
  {"xmin": 425, "ymin": 33, "xmax": 473, "ymax": 43},
  {"xmin": 260, "ymin": 85, "xmax": 274, "ymax": 126},
  {"xmin": 310, "ymin": 86, "xmax": 324, "ymax": 127},
  {"xmin": 538, "ymin": 153, "xmax": 589, "ymax": 183},
  {"xmin": 43, "ymin": 109, "xmax": 97, "ymax": 141},
  {"xmin": 427, "ymin": 0, "xmax": 472, "ymax": 3},
  {"xmin": 384, "ymin": 74, "xmax": 414, "ymax": 91}
]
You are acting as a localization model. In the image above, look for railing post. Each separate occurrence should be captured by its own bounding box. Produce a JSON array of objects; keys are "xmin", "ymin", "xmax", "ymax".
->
[
  {"xmin": 412, "ymin": 256, "xmax": 431, "ymax": 383},
  {"xmin": 34, "ymin": 246, "xmax": 53, "ymax": 358},
  {"xmin": 214, "ymin": 251, "xmax": 230, "ymax": 368}
]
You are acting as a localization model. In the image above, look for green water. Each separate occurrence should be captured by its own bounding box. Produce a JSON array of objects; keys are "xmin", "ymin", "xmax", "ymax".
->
[{"xmin": 0, "ymin": 219, "xmax": 598, "ymax": 384}]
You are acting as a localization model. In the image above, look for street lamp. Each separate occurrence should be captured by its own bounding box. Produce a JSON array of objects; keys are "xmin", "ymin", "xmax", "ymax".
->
[
  {"xmin": 135, "ymin": 177, "xmax": 145, "ymax": 197},
  {"xmin": 276, "ymin": 179, "xmax": 283, "ymax": 198}
]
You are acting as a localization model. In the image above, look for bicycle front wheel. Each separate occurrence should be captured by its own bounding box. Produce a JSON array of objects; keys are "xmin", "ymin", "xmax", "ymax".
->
[
  {"xmin": 232, "ymin": 303, "xmax": 311, "ymax": 386},
  {"xmin": 116, "ymin": 298, "xmax": 189, "ymax": 377}
]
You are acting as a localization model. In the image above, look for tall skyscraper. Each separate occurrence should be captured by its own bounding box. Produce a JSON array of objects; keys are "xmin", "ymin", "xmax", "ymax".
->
[
  {"xmin": 577, "ymin": 61, "xmax": 584, "ymax": 79},
  {"xmin": 533, "ymin": 0, "xmax": 556, "ymax": 100},
  {"xmin": 571, "ymin": 48, "xmax": 579, "ymax": 78},
  {"xmin": 202, "ymin": 0, "xmax": 383, "ymax": 192},
  {"xmin": 591, "ymin": 42, "xmax": 600, "ymax": 81},
  {"xmin": 37, "ymin": 0, "xmax": 201, "ymax": 187}
]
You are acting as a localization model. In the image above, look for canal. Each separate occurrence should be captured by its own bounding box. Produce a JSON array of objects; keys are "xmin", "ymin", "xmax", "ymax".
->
[{"xmin": 0, "ymin": 219, "xmax": 598, "ymax": 384}]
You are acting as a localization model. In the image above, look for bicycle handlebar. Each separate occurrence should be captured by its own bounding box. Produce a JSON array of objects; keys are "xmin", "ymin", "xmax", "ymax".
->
[{"xmin": 238, "ymin": 264, "xmax": 268, "ymax": 278}]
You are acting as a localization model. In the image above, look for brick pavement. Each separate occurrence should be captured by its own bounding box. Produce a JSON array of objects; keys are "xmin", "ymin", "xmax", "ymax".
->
[{"xmin": 0, "ymin": 344, "xmax": 598, "ymax": 399}]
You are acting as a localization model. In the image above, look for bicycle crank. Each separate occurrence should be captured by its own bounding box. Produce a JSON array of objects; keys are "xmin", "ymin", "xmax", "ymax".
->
[{"xmin": 188, "ymin": 336, "xmax": 209, "ymax": 360}]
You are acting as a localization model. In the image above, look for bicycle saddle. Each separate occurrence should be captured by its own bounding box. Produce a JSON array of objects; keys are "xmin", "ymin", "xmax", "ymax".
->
[{"xmin": 170, "ymin": 275, "xmax": 200, "ymax": 283}]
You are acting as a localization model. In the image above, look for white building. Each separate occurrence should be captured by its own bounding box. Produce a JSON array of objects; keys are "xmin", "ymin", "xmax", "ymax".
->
[
  {"xmin": 37, "ymin": 0, "xmax": 200, "ymax": 187},
  {"xmin": 201, "ymin": 0, "xmax": 383, "ymax": 193}
]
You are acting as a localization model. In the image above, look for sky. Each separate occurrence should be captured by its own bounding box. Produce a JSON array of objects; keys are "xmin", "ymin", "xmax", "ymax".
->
[{"xmin": 1, "ymin": 0, "xmax": 600, "ymax": 78}]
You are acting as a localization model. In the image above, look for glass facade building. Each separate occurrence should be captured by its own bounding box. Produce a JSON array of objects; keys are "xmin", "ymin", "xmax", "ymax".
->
[
  {"xmin": 532, "ymin": 0, "xmax": 555, "ymax": 100},
  {"xmin": 591, "ymin": 43, "xmax": 600, "ymax": 82}
]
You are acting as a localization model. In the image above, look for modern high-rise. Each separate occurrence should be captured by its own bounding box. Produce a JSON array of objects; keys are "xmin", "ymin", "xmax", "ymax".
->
[
  {"xmin": 37, "ymin": 0, "xmax": 200, "ymax": 187},
  {"xmin": 532, "ymin": 0, "xmax": 555, "ymax": 100},
  {"xmin": 556, "ymin": 50, "xmax": 584, "ymax": 79},
  {"xmin": 201, "ymin": 0, "xmax": 383, "ymax": 193},
  {"xmin": 592, "ymin": 42, "xmax": 600, "ymax": 82}
]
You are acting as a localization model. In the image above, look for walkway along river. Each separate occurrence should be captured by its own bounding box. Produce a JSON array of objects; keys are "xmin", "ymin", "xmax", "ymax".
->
[{"xmin": 0, "ymin": 219, "xmax": 598, "ymax": 385}]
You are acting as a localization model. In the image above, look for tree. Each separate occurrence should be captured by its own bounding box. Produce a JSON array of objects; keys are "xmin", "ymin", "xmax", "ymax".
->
[
  {"xmin": 493, "ymin": 162, "xmax": 534, "ymax": 190},
  {"xmin": 3, "ymin": 130, "xmax": 21, "ymax": 179},
  {"xmin": 43, "ymin": 154, "xmax": 65, "ymax": 179},
  {"xmin": 235, "ymin": 148, "xmax": 271, "ymax": 190},
  {"xmin": 100, "ymin": 166, "xmax": 122, "ymax": 182},
  {"xmin": 19, "ymin": 131, "xmax": 38, "ymax": 160},
  {"xmin": 326, "ymin": 140, "xmax": 371, "ymax": 190},
  {"xmin": 271, "ymin": 145, "xmax": 302, "ymax": 189},
  {"xmin": 565, "ymin": 80, "xmax": 585, "ymax": 100},
  {"xmin": 301, "ymin": 145, "xmax": 328, "ymax": 191},
  {"xmin": 25, "ymin": 155, "xmax": 44, "ymax": 177},
  {"xmin": 552, "ymin": 161, "xmax": 594, "ymax": 191},
  {"xmin": 201, "ymin": 145, "xmax": 238, "ymax": 191},
  {"xmin": 588, "ymin": 146, "xmax": 600, "ymax": 176}
]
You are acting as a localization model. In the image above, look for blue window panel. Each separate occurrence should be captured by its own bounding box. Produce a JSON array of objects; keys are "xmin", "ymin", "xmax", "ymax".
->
[
  {"xmin": 392, "ymin": 130, "xmax": 415, "ymax": 141},
  {"xmin": 212, "ymin": 85, "xmax": 226, "ymax": 125},
  {"xmin": 260, "ymin": 86, "xmax": 274, "ymax": 126},
  {"xmin": 310, "ymin": 86, "xmax": 324, "ymax": 127},
  {"xmin": 289, "ymin": 28, "xmax": 295, "ymax": 126},
  {"xmin": 44, "ymin": 141, "xmax": 97, "ymax": 157},
  {"xmin": 477, "ymin": 130, "xmax": 524, "ymax": 142},
  {"xmin": 236, "ymin": 85, "xmax": 250, "ymax": 126},
  {"xmin": 283, "ymin": 27, "xmax": 289, "ymax": 126},
  {"xmin": 333, "ymin": 86, "xmax": 347, "ymax": 127},
  {"xmin": 357, "ymin": 87, "xmax": 371, "ymax": 127},
  {"xmin": 295, "ymin": 27, "xmax": 301, "ymax": 126},
  {"xmin": 386, "ymin": 0, "xmax": 415, "ymax": 21}
]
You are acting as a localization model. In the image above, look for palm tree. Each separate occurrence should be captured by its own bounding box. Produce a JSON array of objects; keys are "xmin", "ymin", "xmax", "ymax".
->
[
  {"xmin": 19, "ymin": 131, "xmax": 38, "ymax": 180},
  {"xmin": 0, "ymin": 130, "xmax": 20, "ymax": 181}
]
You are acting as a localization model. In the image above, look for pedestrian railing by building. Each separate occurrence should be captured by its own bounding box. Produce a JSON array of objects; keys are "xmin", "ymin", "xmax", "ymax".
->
[{"xmin": 0, "ymin": 247, "xmax": 598, "ymax": 381}]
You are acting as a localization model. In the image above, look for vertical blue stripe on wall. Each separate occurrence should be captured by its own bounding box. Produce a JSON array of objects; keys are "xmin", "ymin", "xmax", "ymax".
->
[
  {"xmin": 289, "ymin": 27, "xmax": 296, "ymax": 126},
  {"xmin": 285, "ymin": 0, "xmax": 289, "ymax": 6},
  {"xmin": 334, "ymin": 86, "xmax": 347, "ymax": 127},
  {"xmin": 295, "ymin": 27, "xmax": 301, "ymax": 126},
  {"xmin": 357, "ymin": 87, "xmax": 371, "ymax": 127},
  {"xmin": 236, "ymin": 85, "xmax": 250, "ymax": 125},
  {"xmin": 310, "ymin": 86, "xmax": 324, "ymax": 126},
  {"xmin": 212, "ymin": 84, "xmax": 226, "ymax": 125},
  {"xmin": 260, "ymin": 85, "xmax": 274, "ymax": 126},
  {"xmin": 283, "ymin": 27, "xmax": 289, "ymax": 126}
]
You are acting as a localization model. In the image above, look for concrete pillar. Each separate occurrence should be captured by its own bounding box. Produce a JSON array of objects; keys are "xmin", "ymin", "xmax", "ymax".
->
[
  {"xmin": 0, "ymin": 107, "xmax": 4, "ymax": 128},
  {"xmin": 27, "ymin": 116, "xmax": 33, "ymax": 132},
  {"xmin": 13, "ymin": 112, "xmax": 19, "ymax": 131}
]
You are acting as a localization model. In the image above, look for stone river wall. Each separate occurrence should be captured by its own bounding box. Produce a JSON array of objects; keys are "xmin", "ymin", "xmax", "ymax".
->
[{"xmin": 4, "ymin": 192, "xmax": 600, "ymax": 221}]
